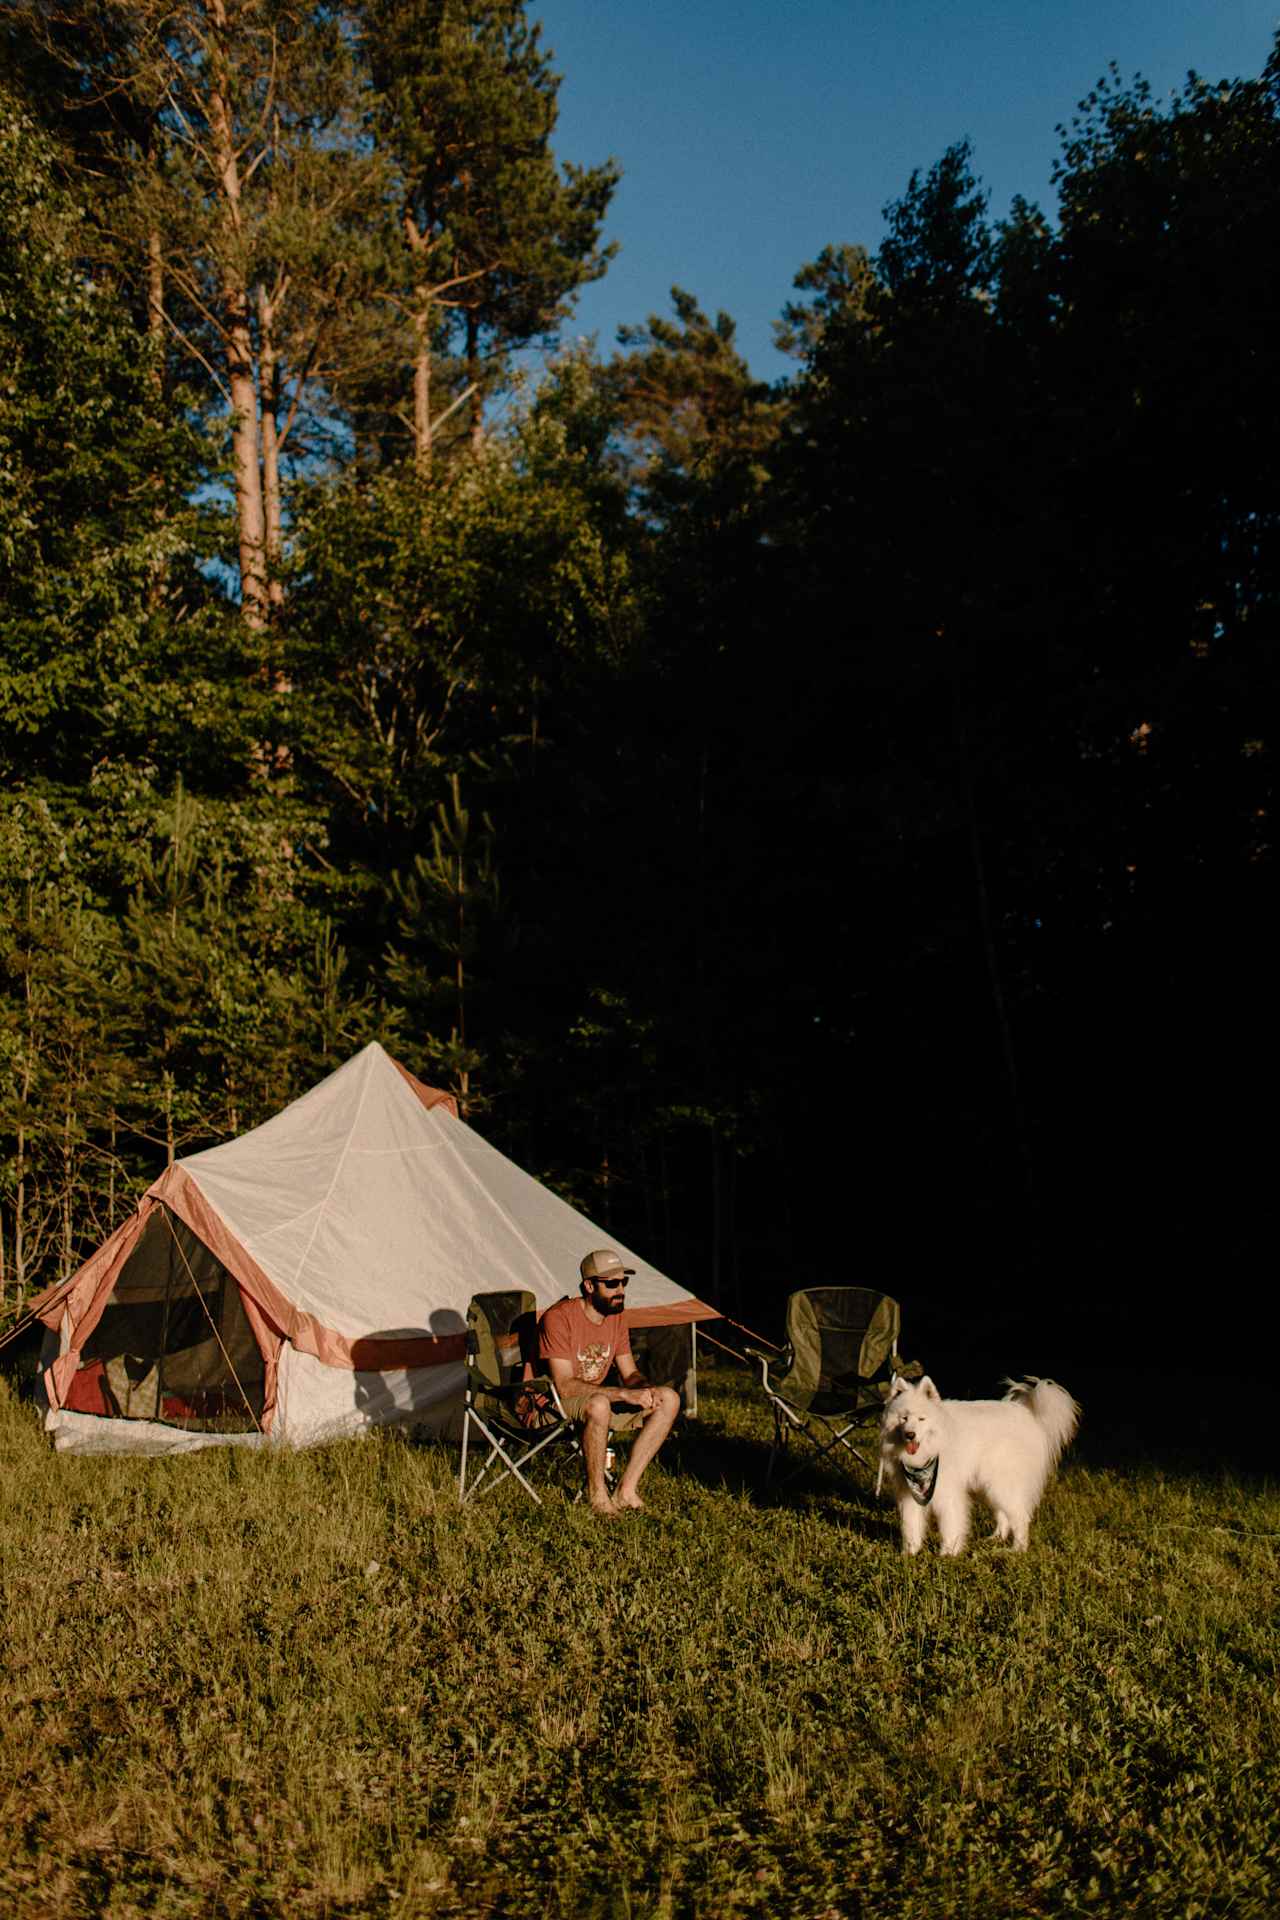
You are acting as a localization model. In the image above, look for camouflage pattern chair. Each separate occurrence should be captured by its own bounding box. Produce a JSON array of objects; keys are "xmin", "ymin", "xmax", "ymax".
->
[
  {"xmin": 745, "ymin": 1287, "xmax": 913, "ymax": 1487},
  {"xmin": 458, "ymin": 1290, "xmax": 580, "ymax": 1504}
]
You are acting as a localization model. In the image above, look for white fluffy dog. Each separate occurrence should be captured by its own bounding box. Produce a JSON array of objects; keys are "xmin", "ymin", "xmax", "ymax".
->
[{"xmin": 880, "ymin": 1374, "xmax": 1080, "ymax": 1556}]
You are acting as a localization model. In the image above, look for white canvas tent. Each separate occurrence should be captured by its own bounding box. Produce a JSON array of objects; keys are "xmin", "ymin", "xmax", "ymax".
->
[{"xmin": 34, "ymin": 1042, "xmax": 715, "ymax": 1455}]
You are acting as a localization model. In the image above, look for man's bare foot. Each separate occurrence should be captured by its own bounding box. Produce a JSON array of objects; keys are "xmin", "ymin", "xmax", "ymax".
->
[
  {"xmin": 589, "ymin": 1496, "xmax": 621, "ymax": 1519},
  {"xmin": 614, "ymin": 1489, "xmax": 645, "ymax": 1511}
]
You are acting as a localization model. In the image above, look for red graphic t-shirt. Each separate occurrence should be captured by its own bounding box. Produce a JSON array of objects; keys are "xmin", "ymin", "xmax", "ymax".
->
[{"xmin": 537, "ymin": 1294, "xmax": 634, "ymax": 1384}]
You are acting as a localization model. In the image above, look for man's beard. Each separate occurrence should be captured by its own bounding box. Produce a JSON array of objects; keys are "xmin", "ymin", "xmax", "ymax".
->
[{"xmin": 597, "ymin": 1294, "xmax": 625, "ymax": 1315}]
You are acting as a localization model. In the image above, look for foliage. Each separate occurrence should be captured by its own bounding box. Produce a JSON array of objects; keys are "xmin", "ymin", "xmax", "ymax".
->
[
  {"xmin": 287, "ymin": 420, "xmax": 641, "ymax": 844},
  {"xmin": 0, "ymin": 771, "xmax": 390, "ymax": 1306},
  {"xmin": 2, "ymin": 20, "xmax": 1280, "ymax": 1361},
  {"xmin": 0, "ymin": 90, "xmax": 214, "ymax": 783},
  {"xmin": 610, "ymin": 286, "xmax": 783, "ymax": 524},
  {"xmin": 362, "ymin": 0, "xmax": 619, "ymax": 436},
  {"xmin": 385, "ymin": 772, "xmax": 500, "ymax": 1110}
]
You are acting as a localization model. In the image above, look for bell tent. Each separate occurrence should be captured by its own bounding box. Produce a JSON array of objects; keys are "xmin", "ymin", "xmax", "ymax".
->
[{"xmin": 33, "ymin": 1042, "xmax": 714, "ymax": 1454}]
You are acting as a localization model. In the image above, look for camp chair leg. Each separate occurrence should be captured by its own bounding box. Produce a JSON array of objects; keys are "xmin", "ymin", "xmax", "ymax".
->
[
  {"xmin": 766, "ymin": 1396, "xmax": 813, "ymax": 1486},
  {"xmin": 805, "ymin": 1426, "xmax": 873, "ymax": 1473},
  {"xmin": 461, "ymin": 1423, "xmax": 545, "ymax": 1506},
  {"xmin": 460, "ymin": 1408, "xmax": 539, "ymax": 1504},
  {"xmin": 764, "ymin": 1409, "xmax": 781, "ymax": 1486},
  {"xmin": 769, "ymin": 1414, "xmax": 876, "ymax": 1488},
  {"xmin": 480, "ymin": 1445, "xmax": 544, "ymax": 1505},
  {"xmin": 458, "ymin": 1402, "xmax": 472, "ymax": 1500},
  {"xmin": 459, "ymin": 1409, "xmax": 580, "ymax": 1506}
]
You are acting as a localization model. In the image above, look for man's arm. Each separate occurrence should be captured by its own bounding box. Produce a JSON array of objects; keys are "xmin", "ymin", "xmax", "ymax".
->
[
  {"xmin": 545, "ymin": 1354, "xmax": 658, "ymax": 1411},
  {"xmin": 612, "ymin": 1332, "xmax": 650, "ymax": 1398}
]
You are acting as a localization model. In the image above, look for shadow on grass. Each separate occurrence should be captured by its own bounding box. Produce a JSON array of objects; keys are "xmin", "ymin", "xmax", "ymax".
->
[{"xmin": 666, "ymin": 1401, "xmax": 887, "ymax": 1536}]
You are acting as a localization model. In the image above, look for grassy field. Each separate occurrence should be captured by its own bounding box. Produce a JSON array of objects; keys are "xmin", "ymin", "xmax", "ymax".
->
[{"xmin": 1, "ymin": 1368, "xmax": 1277, "ymax": 1920}]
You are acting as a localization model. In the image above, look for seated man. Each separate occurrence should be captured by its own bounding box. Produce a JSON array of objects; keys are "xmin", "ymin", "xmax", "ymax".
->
[{"xmin": 537, "ymin": 1249, "xmax": 681, "ymax": 1518}]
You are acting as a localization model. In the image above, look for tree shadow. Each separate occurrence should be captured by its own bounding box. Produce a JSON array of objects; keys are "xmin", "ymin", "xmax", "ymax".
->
[
  {"xmin": 350, "ymin": 1310, "xmax": 467, "ymax": 1433},
  {"xmin": 666, "ymin": 1408, "xmax": 888, "ymax": 1537}
]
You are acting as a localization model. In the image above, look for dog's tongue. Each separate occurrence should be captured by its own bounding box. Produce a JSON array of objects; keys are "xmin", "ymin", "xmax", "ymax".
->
[{"xmin": 905, "ymin": 1441, "xmax": 919, "ymax": 1456}]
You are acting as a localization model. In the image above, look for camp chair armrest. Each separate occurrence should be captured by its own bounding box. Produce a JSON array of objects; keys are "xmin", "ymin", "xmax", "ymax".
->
[
  {"xmin": 490, "ymin": 1371, "xmax": 557, "ymax": 1396},
  {"xmin": 519, "ymin": 1372, "xmax": 566, "ymax": 1411},
  {"xmin": 743, "ymin": 1345, "xmax": 770, "ymax": 1389},
  {"xmin": 482, "ymin": 1374, "xmax": 568, "ymax": 1421},
  {"xmin": 743, "ymin": 1343, "xmax": 790, "ymax": 1389}
]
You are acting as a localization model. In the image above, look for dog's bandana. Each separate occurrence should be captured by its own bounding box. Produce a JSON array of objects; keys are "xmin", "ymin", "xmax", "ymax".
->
[{"xmin": 901, "ymin": 1455, "xmax": 939, "ymax": 1505}]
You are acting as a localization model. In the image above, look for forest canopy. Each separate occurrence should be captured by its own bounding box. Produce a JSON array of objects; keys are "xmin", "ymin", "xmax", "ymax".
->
[{"xmin": 1, "ymin": 7, "xmax": 1277, "ymax": 1362}]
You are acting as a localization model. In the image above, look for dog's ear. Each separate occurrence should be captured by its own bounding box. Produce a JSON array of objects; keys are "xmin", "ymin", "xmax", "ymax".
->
[{"xmin": 918, "ymin": 1376, "xmax": 939, "ymax": 1400}]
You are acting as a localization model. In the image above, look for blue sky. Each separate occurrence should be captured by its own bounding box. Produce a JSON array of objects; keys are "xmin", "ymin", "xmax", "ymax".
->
[{"xmin": 534, "ymin": 0, "xmax": 1279, "ymax": 378}]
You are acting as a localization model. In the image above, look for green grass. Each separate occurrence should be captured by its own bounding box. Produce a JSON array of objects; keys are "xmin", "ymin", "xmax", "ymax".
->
[{"xmin": 1, "ymin": 1372, "xmax": 1277, "ymax": 1919}]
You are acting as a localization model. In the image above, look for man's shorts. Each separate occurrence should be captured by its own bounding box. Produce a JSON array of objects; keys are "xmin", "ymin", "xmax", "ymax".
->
[{"xmin": 555, "ymin": 1383, "xmax": 647, "ymax": 1430}]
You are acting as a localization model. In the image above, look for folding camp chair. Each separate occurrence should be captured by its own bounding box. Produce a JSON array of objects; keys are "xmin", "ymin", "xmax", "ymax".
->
[
  {"xmin": 745, "ymin": 1286, "xmax": 915, "ymax": 1487},
  {"xmin": 458, "ymin": 1290, "xmax": 581, "ymax": 1505}
]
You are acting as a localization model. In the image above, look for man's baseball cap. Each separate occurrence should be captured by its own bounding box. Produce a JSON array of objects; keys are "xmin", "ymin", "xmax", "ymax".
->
[{"xmin": 580, "ymin": 1248, "xmax": 636, "ymax": 1282}]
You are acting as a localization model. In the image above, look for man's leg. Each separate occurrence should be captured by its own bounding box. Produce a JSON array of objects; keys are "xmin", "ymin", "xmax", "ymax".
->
[
  {"xmin": 614, "ymin": 1387, "xmax": 680, "ymax": 1510},
  {"xmin": 581, "ymin": 1392, "xmax": 619, "ymax": 1517}
]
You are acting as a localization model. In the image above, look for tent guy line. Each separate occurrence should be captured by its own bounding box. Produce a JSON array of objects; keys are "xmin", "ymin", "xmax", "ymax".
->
[{"xmin": 161, "ymin": 1207, "xmax": 262, "ymax": 1433}]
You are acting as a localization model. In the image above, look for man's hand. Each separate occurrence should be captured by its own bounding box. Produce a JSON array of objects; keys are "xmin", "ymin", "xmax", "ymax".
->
[{"xmin": 617, "ymin": 1384, "xmax": 657, "ymax": 1412}]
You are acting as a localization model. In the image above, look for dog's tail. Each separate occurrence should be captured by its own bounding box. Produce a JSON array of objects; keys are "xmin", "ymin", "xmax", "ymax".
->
[{"xmin": 1003, "ymin": 1377, "xmax": 1081, "ymax": 1467}]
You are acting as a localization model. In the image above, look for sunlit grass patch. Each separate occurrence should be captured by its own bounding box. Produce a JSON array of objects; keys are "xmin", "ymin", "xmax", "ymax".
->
[{"xmin": 0, "ymin": 1373, "xmax": 1276, "ymax": 1917}]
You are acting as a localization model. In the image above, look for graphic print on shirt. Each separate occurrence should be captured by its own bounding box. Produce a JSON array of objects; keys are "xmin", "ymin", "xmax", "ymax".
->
[{"xmin": 577, "ymin": 1342, "xmax": 612, "ymax": 1383}]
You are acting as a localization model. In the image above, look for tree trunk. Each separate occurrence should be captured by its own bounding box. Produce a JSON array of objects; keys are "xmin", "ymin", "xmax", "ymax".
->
[
  {"xmin": 147, "ymin": 228, "xmax": 165, "ymax": 371},
  {"xmin": 60, "ymin": 1101, "xmax": 74, "ymax": 1281},
  {"xmin": 413, "ymin": 294, "xmax": 433, "ymax": 473},
  {"xmin": 11, "ymin": 1116, "xmax": 24, "ymax": 1299},
  {"xmin": 146, "ymin": 212, "xmax": 167, "ymax": 611},
  {"xmin": 454, "ymin": 850, "xmax": 468, "ymax": 1113},
  {"xmin": 225, "ymin": 303, "xmax": 268, "ymax": 624},
  {"xmin": 15, "ymin": 965, "xmax": 34, "ymax": 1299},
  {"xmin": 164, "ymin": 1070, "xmax": 175, "ymax": 1169},
  {"xmin": 465, "ymin": 309, "xmax": 484, "ymax": 451},
  {"xmin": 207, "ymin": 17, "xmax": 268, "ymax": 626},
  {"xmin": 257, "ymin": 284, "xmax": 286, "ymax": 613}
]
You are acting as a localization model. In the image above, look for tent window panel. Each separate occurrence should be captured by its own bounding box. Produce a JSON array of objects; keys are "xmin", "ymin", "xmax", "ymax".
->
[{"xmin": 78, "ymin": 1208, "xmax": 265, "ymax": 1432}]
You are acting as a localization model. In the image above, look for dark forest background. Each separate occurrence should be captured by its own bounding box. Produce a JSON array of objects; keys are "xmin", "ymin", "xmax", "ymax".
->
[{"xmin": 1, "ymin": 2, "xmax": 1277, "ymax": 1383}]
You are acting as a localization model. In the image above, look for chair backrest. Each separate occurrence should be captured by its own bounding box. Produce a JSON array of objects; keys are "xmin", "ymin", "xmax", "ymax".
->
[
  {"xmin": 466, "ymin": 1290, "xmax": 537, "ymax": 1394},
  {"xmin": 779, "ymin": 1286, "xmax": 900, "ymax": 1412}
]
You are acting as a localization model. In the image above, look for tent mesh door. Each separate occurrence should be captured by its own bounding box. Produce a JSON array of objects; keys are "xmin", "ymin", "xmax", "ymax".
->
[{"xmin": 75, "ymin": 1207, "xmax": 265, "ymax": 1431}]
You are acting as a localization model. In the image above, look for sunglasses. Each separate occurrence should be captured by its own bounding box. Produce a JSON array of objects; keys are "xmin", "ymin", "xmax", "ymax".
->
[{"xmin": 595, "ymin": 1275, "xmax": 629, "ymax": 1289}]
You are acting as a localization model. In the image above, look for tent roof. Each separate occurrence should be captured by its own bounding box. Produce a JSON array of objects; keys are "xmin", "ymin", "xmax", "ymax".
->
[{"xmin": 177, "ymin": 1042, "xmax": 708, "ymax": 1340}]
